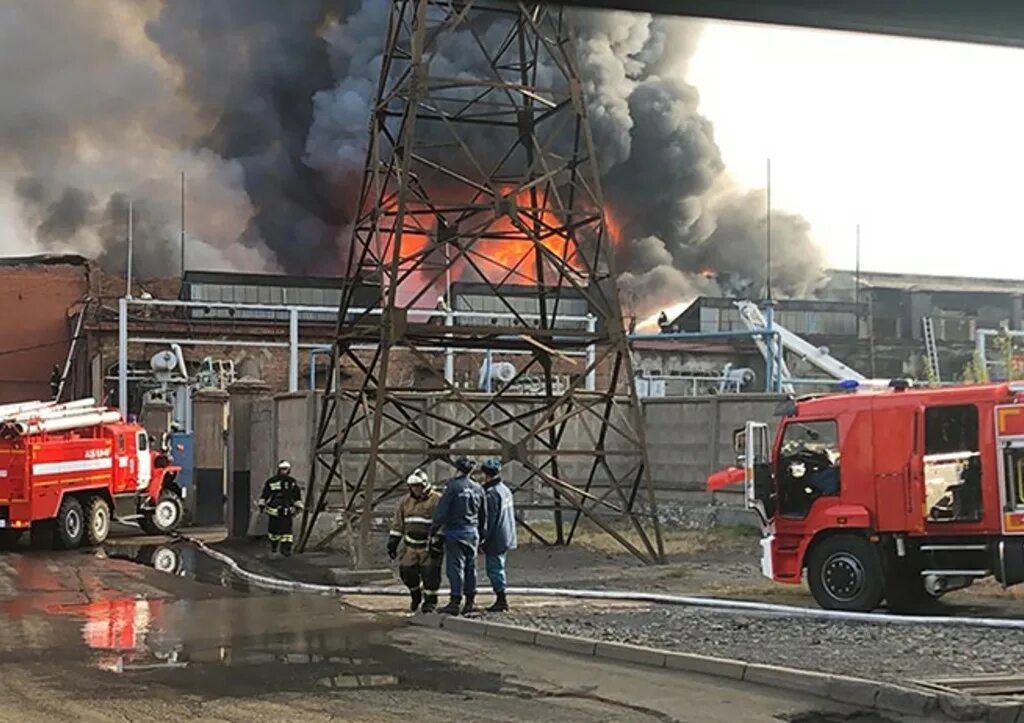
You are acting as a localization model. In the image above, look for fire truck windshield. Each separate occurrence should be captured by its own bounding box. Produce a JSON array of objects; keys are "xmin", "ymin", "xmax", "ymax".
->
[{"xmin": 777, "ymin": 419, "xmax": 840, "ymax": 519}]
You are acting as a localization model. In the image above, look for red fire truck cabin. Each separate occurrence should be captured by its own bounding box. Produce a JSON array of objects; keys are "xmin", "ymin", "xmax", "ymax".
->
[{"xmin": 709, "ymin": 380, "xmax": 1024, "ymax": 611}]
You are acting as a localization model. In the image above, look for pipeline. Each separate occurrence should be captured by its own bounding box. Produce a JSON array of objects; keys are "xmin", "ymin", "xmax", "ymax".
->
[{"xmin": 187, "ymin": 537, "xmax": 1024, "ymax": 632}]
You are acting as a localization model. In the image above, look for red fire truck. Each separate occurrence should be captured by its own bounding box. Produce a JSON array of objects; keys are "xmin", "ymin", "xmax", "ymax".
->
[
  {"xmin": 0, "ymin": 399, "xmax": 184, "ymax": 549},
  {"xmin": 708, "ymin": 380, "xmax": 1024, "ymax": 612}
]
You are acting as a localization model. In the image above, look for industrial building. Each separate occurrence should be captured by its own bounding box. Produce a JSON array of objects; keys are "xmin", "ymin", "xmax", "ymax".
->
[{"xmin": 635, "ymin": 268, "xmax": 1024, "ymax": 393}]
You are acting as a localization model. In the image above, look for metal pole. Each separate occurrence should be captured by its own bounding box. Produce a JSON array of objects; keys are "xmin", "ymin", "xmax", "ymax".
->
[
  {"xmin": 288, "ymin": 308, "xmax": 299, "ymax": 393},
  {"xmin": 585, "ymin": 314, "xmax": 597, "ymax": 391},
  {"xmin": 125, "ymin": 201, "xmax": 134, "ymax": 298},
  {"xmin": 444, "ymin": 310, "xmax": 455, "ymax": 384},
  {"xmin": 118, "ymin": 297, "xmax": 128, "ymax": 418},
  {"xmin": 180, "ymin": 171, "xmax": 187, "ymax": 276},
  {"xmin": 766, "ymin": 158, "xmax": 772, "ymax": 301},
  {"xmin": 855, "ymin": 223, "xmax": 862, "ymax": 332}
]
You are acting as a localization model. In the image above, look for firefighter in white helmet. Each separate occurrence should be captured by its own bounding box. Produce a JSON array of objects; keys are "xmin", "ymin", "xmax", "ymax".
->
[
  {"xmin": 257, "ymin": 460, "xmax": 303, "ymax": 556},
  {"xmin": 387, "ymin": 468, "xmax": 443, "ymax": 613}
]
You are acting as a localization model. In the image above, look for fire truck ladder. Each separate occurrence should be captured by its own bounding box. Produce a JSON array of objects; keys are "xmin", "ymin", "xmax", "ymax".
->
[
  {"xmin": 921, "ymin": 316, "xmax": 942, "ymax": 382},
  {"xmin": 735, "ymin": 300, "xmax": 867, "ymax": 394}
]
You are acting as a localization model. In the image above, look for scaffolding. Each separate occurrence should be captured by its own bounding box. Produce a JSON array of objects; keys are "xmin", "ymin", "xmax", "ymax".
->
[{"xmin": 300, "ymin": 0, "xmax": 663, "ymax": 564}]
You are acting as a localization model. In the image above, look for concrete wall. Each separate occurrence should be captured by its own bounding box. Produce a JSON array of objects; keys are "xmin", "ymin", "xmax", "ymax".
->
[{"xmin": 270, "ymin": 392, "xmax": 785, "ymax": 516}]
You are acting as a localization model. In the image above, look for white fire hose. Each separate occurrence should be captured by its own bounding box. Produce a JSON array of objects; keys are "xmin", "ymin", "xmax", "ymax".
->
[{"xmin": 186, "ymin": 536, "xmax": 1024, "ymax": 631}]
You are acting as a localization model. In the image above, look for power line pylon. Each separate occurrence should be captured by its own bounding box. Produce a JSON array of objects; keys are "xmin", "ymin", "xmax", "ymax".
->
[{"xmin": 299, "ymin": 0, "xmax": 664, "ymax": 565}]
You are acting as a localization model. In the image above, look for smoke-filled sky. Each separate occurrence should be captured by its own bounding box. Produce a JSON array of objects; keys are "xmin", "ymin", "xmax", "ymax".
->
[{"xmin": 1, "ymin": 1, "xmax": 1022, "ymax": 317}]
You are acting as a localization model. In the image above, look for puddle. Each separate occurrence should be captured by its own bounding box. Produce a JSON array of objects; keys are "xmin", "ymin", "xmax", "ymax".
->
[
  {"xmin": 0, "ymin": 542, "xmax": 505, "ymax": 699},
  {"xmin": 90, "ymin": 623, "xmax": 504, "ymax": 697},
  {"xmin": 101, "ymin": 542, "xmax": 254, "ymax": 593}
]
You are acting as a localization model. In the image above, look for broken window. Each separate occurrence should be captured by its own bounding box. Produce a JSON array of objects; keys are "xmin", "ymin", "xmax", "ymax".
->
[
  {"xmin": 923, "ymin": 405, "xmax": 982, "ymax": 522},
  {"xmin": 777, "ymin": 420, "xmax": 840, "ymax": 519}
]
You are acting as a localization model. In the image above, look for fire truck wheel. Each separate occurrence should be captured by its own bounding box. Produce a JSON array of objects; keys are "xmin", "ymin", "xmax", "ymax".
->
[
  {"xmin": 56, "ymin": 496, "xmax": 86, "ymax": 550},
  {"xmin": 144, "ymin": 491, "xmax": 183, "ymax": 535},
  {"xmin": 807, "ymin": 534, "xmax": 884, "ymax": 612},
  {"xmin": 84, "ymin": 497, "xmax": 111, "ymax": 546}
]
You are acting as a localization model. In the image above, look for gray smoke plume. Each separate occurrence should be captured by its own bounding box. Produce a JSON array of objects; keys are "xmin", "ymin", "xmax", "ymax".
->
[
  {"xmin": 1, "ymin": 1, "xmax": 823, "ymax": 305},
  {"xmin": 306, "ymin": 5, "xmax": 826, "ymax": 320}
]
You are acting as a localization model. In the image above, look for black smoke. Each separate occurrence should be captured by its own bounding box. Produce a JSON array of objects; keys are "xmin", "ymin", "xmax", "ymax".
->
[{"xmin": 2, "ymin": 1, "xmax": 823, "ymax": 306}]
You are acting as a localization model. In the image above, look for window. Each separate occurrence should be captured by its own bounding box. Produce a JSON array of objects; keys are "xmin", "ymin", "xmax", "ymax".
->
[
  {"xmin": 137, "ymin": 432, "xmax": 148, "ymax": 452},
  {"xmin": 923, "ymin": 405, "xmax": 982, "ymax": 522},
  {"xmin": 777, "ymin": 420, "xmax": 840, "ymax": 519}
]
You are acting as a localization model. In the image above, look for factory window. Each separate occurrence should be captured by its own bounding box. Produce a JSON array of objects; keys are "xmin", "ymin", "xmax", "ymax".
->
[
  {"xmin": 776, "ymin": 420, "xmax": 840, "ymax": 519},
  {"xmin": 923, "ymin": 405, "xmax": 982, "ymax": 523}
]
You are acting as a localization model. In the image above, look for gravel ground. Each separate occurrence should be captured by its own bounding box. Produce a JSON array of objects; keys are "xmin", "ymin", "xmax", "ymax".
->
[{"xmin": 501, "ymin": 603, "xmax": 1024, "ymax": 683}]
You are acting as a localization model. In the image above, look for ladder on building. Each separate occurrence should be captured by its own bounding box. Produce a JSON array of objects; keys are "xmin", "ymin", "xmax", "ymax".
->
[{"xmin": 921, "ymin": 316, "xmax": 941, "ymax": 383}]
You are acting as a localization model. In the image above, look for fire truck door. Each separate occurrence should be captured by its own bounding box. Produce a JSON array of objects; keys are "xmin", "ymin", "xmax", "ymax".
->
[
  {"xmin": 872, "ymin": 404, "xmax": 920, "ymax": 532},
  {"xmin": 136, "ymin": 432, "xmax": 152, "ymax": 490}
]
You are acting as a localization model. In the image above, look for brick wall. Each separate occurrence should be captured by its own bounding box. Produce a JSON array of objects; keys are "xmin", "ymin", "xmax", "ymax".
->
[{"xmin": 0, "ymin": 258, "xmax": 91, "ymax": 403}]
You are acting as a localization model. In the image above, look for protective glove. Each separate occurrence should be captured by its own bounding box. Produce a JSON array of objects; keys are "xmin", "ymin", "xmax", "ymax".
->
[
  {"xmin": 428, "ymin": 533, "xmax": 444, "ymax": 558},
  {"xmin": 386, "ymin": 536, "xmax": 399, "ymax": 561}
]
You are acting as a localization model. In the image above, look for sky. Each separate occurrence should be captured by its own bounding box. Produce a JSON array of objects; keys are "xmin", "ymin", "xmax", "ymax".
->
[{"xmin": 687, "ymin": 19, "xmax": 1024, "ymax": 279}]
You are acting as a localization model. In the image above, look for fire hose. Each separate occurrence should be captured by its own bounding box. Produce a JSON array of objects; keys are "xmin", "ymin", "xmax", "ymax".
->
[{"xmin": 184, "ymin": 535, "xmax": 1024, "ymax": 631}]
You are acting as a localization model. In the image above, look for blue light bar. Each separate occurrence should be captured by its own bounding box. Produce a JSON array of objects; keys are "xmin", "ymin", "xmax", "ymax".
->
[{"xmin": 838, "ymin": 379, "xmax": 860, "ymax": 391}]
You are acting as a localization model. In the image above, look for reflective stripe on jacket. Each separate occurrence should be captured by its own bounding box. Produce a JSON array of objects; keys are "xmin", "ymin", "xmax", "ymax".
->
[
  {"xmin": 258, "ymin": 474, "xmax": 302, "ymax": 516},
  {"xmin": 391, "ymin": 490, "xmax": 440, "ymax": 565}
]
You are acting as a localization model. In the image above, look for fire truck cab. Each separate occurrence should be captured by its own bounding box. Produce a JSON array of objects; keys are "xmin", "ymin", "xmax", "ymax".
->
[
  {"xmin": 711, "ymin": 380, "xmax": 1024, "ymax": 611},
  {"xmin": 0, "ymin": 404, "xmax": 184, "ymax": 550}
]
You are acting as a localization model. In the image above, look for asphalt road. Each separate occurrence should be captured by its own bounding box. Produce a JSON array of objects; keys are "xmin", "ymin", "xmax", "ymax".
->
[{"xmin": 0, "ymin": 539, "xmax": 899, "ymax": 722}]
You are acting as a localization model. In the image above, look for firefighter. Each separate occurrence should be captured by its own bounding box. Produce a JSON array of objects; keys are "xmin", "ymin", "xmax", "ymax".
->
[
  {"xmin": 431, "ymin": 456, "xmax": 487, "ymax": 616},
  {"xmin": 479, "ymin": 459, "xmax": 517, "ymax": 612},
  {"xmin": 49, "ymin": 365, "xmax": 61, "ymax": 400},
  {"xmin": 387, "ymin": 468, "xmax": 443, "ymax": 613},
  {"xmin": 257, "ymin": 460, "xmax": 304, "ymax": 556}
]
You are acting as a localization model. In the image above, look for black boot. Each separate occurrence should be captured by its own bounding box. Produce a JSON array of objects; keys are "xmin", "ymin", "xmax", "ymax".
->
[
  {"xmin": 281, "ymin": 542, "xmax": 293, "ymax": 557},
  {"xmin": 438, "ymin": 595, "xmax": 462, "ymax": 615},
  {"xmin": 409, "ymin": 589, "xmax": 423, "ymax": 612},
  {"xmin": 269, "ymin": 540, "xmax": 279, "ymax": 554},
  {"xmin": 486, "ymin": 591, "xmax": 509, "ymax": 613},
  {"xmin": 421, "ymin": 594, "xmax": 437, "ymax": 613},
  {"xmin": 461, "ymin": 593, "xmax": 478, "ymax": 615}
]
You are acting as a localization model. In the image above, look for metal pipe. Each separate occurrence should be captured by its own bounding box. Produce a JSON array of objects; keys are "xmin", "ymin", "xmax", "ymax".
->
[
  {"xmin": 309, "ymin": 346, "xmax": 331, "ymax": 390},
  {"xmin": 585, "ymin": 314, "xmax": 596, "ymax": 391},
  {"xmin": 128, "ymin": 336, "xmax": 585, "ymax": 356},
  {"xmin": 628, "ymin": 330, "xmax": 778, "ymax": 342},
  {"xmin": 124, "ymin": 296, "xmax": 592, "ymax": 323},
  {"xmin": 125, "ymin": 201, "xmax": 134, "ymax": 299},
  {"xmin": 288, "ymin": 308, "xmax": 299, "ymax": 393},
  {"xmin": 444, "ymin": 309, "xmax": 455, "ymax": 384},
  {"xmin": 118, "ymin": 297, "xmax": 128, "ymax": 418}
]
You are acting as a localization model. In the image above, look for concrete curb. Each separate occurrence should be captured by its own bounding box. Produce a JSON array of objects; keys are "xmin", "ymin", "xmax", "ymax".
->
[{"xmin": 409, "ymin": 614, "xmax": 1021, "ymax": 723}]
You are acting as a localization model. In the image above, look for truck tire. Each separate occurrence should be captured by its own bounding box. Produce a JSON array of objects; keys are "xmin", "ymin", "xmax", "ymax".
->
[
  {"xmin": 84, "ymin": 497, "xmax": 111, "ymax": 546},
  {"xmin": 142, "ymin": 491, "xmax": 183, "ymax": 535},
  {"xmin": 807, "ymin": 534, "xmax": 884, "ymax": 612},
  {"xmin": 56, "ymin": 496, "xmax": 85, "ymax": 550}
]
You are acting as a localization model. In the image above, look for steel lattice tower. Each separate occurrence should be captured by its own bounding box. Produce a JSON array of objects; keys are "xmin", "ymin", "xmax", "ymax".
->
[{"xmin": 299, "ymin": 0, "xmax": 664, "ymax": 564}]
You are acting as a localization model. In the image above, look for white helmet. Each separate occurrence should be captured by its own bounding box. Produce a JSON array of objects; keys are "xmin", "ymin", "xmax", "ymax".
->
[
  {"xmin": 278, "ymin": 460, "xmax": 291, "ymax": 472},
  {"xmin": 405, "ymin": 468, "xmax": 428, "ymax": 487}
]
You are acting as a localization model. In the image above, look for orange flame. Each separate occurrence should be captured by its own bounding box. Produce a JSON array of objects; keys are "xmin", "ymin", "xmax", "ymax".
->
[{"xmin": 372, "ymin": 186, "xmax": 590, "ymax": 305}]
